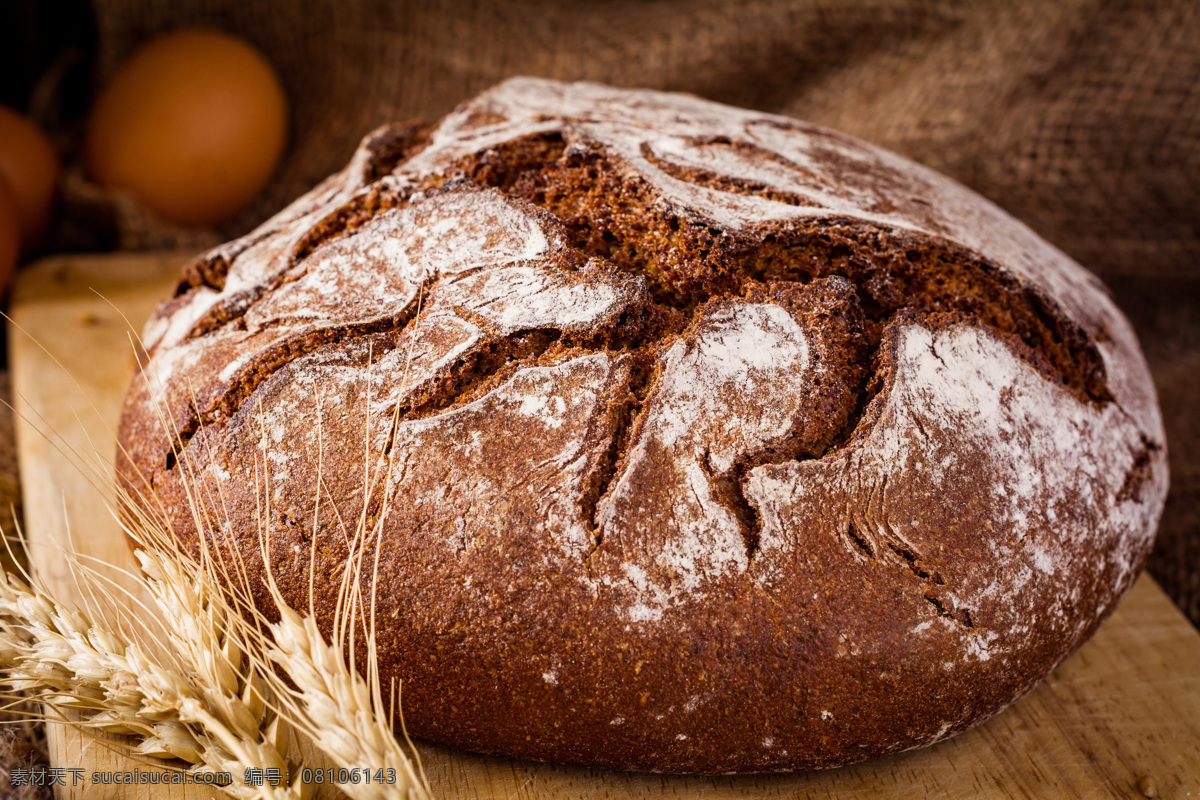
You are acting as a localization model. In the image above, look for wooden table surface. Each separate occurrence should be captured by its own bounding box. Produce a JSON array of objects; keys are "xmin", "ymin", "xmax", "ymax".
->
[{"xmin": 10, "ymin": 253, "xmax": 1200, "ymax": 800}]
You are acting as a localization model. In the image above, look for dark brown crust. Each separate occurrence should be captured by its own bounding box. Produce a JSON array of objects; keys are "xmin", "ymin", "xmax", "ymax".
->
[{"xmin": 116, "ymin": 79, "xmax": 1166, "ymax": 774}]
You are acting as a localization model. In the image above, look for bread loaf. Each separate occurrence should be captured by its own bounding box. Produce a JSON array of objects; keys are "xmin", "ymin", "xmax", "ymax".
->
[{"xmin": 117, "ymin": 78, "xmax": 1167, "ymax": 773}]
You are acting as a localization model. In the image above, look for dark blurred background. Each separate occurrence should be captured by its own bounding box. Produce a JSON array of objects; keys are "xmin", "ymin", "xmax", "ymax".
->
[
  {"xmin": 1, "ymin": 1, "xmax": 94, "ymax": 115},
  {"xmin": 1, "ymin": 0, "xmax": 1197, "ymax": 627}
]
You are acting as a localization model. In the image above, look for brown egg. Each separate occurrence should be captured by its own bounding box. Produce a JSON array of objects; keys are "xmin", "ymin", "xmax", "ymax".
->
[
  {"xmin": 0, "ymin": 178, "xmax": 20, "ymax": 293},
  {"xmin": 0, "ymin": 106, "xmax": 60, "ymax": 253},
  {"xmin": 86, "ymin": 30, "xmax": 288, "ymax": 226}
]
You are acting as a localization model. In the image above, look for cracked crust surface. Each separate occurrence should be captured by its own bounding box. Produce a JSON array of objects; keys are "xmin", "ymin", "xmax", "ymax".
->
[{"xmin": 117, "ymin": 78, "xmax": 1168, "ymax": 773}]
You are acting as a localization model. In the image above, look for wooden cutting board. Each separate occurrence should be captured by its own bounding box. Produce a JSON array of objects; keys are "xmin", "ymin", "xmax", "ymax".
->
[{"xmin": 10, "ymin": 252, "xmax": 1200, "ymax": 800}]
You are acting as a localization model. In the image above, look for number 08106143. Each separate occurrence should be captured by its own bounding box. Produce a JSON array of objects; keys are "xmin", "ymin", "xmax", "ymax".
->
[{"xmin": 299, "ymin": 767, "xmax": 397, "ymax": 785}]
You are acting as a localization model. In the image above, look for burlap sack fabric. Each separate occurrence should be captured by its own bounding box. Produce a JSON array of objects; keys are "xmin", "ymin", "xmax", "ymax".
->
[{"xmin": 82, "ymin": 0, "xmax": 1200, "ymax": 625}]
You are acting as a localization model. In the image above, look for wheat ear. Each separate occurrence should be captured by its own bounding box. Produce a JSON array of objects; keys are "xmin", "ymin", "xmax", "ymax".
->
[
  {"xmin": 2, "ymin": 283, "xmax": 434, "ymax": 799},
  {"xmin": 0, "ymin": 563, "xmax": 303, "ymax": 799}
]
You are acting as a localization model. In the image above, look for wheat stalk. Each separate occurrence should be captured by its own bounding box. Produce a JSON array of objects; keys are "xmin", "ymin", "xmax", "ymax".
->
[
  {"xmin": 0, "ymin": 432, "xmax": 431, "ymax": 799},
  {"xmin": 1, "ymin": 493, "xmax": 432, "ymax": 800},
  {"xmin": 264, "ymin": 605, "xmax": 426, "ymax": 800},
  {"xmin": 0, "ymin": 561, "xmax": 300, "ymax": 799},
  {"xmin": 125, "ymin": 474, "xmax": 429, "ymax": 800},
  {"xmin": 1, "ymin": 287, "xmax": 434, "ymax": 799},
  {"xmin": 132, "ymin": 545, "xmax": 304, "ymax": 797}
]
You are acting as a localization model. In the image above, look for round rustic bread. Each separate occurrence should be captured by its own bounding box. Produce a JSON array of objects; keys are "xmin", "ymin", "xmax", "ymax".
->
[{"xmin": 117, "ymin": 78, "xmax": 1168, "ymax": 773}]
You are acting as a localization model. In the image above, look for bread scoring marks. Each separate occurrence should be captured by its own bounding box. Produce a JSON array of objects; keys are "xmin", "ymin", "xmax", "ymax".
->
[
  {"xmin": 748, "ymin": 321, "xmax": 1165, "ymax": 664},
  {"xmin": 241, "ymin": 190, "xmax": 555, "ymax": 342},
  {"xmin": 138, "ymin": 189, "xmax": 554, "ymax": 412},
  {"xmin": 363, "ymin": 310, "xmax": 483, "ymax": 427},
  {"xmin": 220, "ymin": 252, "xmax": 639, "ymax": 524},
  {"xmin": 386, "ymin": 354, "xmax": 626, "ymax": 559},
  {"xmin": 408, "ymin": 80, "xmax": 1112, "ymax": 325},
  {"xmin": 593, "ymin": 302, "xmax": 810, "ymax": 622},
  {"xmin": 361, "ymin": 260, "xmax": 640, "ymax": 432},
  {"xmin": 406, "ymin": 78, "xmax": 1163, "ymax": 445},
  {"xmin": 405, "ymin": 77, "xmax": 956, "ymax": 235}
]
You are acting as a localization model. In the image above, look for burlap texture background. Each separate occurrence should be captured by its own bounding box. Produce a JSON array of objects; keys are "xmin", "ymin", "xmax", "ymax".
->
[{"xmin": 81, "ymin": 0, "xmax": 1200, "ymax": 624}]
